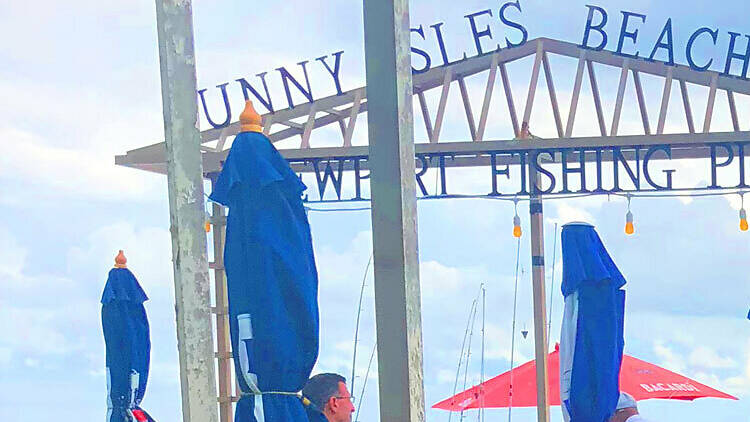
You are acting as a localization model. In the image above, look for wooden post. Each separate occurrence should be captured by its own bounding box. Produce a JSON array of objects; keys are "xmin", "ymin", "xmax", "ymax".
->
[
  {"xmin": 154, "ymin": 1, "xmax": 218, "ymax": 421},
  {"xmin": 363, "ymin": 0, "xmax": 426, "ymax": 421}
]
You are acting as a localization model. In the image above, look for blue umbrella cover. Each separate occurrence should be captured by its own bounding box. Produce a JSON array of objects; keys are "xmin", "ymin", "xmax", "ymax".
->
[
  {"xmin": 101, "ymin": 251, "xmax": 155, "ymax": 422},
  {"xmin": 209, "ymin": 101, "xmax": 319, "ymax": 422},
  {"xmin": 559, "ymin": 223, "xmax": 625, "ymax": 422}
]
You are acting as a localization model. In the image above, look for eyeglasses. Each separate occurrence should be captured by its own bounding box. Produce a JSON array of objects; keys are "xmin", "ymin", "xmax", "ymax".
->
[{"xmin": 335, "ymin": 396, "xmax": 355, "ymax": 404}]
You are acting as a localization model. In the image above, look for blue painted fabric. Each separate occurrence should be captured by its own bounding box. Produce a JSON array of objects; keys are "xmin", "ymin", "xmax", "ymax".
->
[
  {"xmin": 210, "ymin": 131, "xmax": 319, "ymax": 422},
  {"xmin": 101, "ymin": 268, "xmax": 154, "ymax": 422},
  {"xmin": 561, "ymin": 224, "xmax": 626, "ymax": 297},
  {"xmin": 561, "ymin": 223, "xmax": 625, "ymax": 422}
]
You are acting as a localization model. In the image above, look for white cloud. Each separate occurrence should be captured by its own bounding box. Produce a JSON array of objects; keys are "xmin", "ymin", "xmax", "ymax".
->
[
  {"xmin": 653, "ymin": 341, "xmax": 687, "ymax": 373},
  {"xmin": 0, "ymin": 347, "xmax": 12, "ymax": 368},
  {"xmin": 0, "ymin": 227, "xmax": 26, "ymax": 278},
  {"xmin": 689, "ymin": 346, "xmax": 737, "ymax": 370},
  {"xmin": 67, "ymin": 222, "xmax": 174, "ymax": 291},
  {"xmin": 547, "ymin": 201, "xmax": 597, "ymax": 226},
  {"xmin": 23, "ymin": 358, "xmax": 40, "ymax": 368},
  {"xmin": 0, "ymin": 127, "xmax": 164, "ymax": 202},
  {"xmin": 420, "ymin": 260, "xmax": 465, "ymax": 297},
  {"xmin": 723, "ymin": 339, "xmax": 750, "ymax": 397}
]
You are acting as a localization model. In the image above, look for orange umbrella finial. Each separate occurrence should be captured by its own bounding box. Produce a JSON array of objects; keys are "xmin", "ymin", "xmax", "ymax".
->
[
  {"xmin": 239, "ymin": 100, "xmax": 263, "ymax": 133},
  {"xmin": 114, "ymin": 250, "xmax": 127, "ymax": 268}
]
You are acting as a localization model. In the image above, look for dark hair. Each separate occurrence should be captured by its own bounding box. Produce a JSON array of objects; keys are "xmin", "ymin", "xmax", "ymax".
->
[{"xmin": 302, "ymin": 373, "xmax": 347, "ymax": 410}]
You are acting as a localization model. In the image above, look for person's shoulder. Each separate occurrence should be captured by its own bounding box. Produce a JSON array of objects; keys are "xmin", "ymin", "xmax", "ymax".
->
[{"xmin": 626, "ymin": 415, "xmax": 654, "ymax": 422}]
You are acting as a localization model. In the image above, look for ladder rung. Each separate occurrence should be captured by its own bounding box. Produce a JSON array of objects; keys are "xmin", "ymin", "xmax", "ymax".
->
[{"xmin": 210, "ymin": 306, "xmax": 228, "ymax": 315}]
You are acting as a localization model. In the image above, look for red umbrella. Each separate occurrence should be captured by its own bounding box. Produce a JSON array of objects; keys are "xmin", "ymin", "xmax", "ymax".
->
[{"xmin": 433, "ymin": 344, "xmax": 737, "ymax": 411}]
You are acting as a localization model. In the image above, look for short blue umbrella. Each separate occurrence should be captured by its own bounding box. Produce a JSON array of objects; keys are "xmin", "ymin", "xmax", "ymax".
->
[
  {"xmin": 209, "ymin": 101, "xmax": 319, "ymax": 422},
  {"xmin": 101, "ymin": 251, "xmax": 155, "ymax": 422},
  {"xmin": 559, "ymin": 223, "xmax": 625, "ymax": 422}
]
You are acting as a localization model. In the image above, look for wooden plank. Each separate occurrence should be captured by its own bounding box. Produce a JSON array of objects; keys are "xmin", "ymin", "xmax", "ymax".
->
[
  {"xmin": 499, "ymin": 62, "xmax": 520, "ymax": 137},
  {"xmin": 679, "ymin": 79, "xmax": 695, "ymax": 134},
  {"xmin": 417, "ymin": 91, "xmax": 433, "ymax": 140},
  {"xmin": 457, "ymin": 76, "xmax": 477, "ymax": 141},
  {"xmin": 586, "ymin": 60, "xmax": 608, "ymax": 136},
  {"xmin": 343, "ymin": 91, "xmax": 363, "ymax": 147},
  {"xmin": 210, "ymin": 193, "xmax": 233, "ymax": 422},
  {"xmin": 703, "ymin": 73, "xmax": 718, "ymax": 133},
  {"xmin": 611, "ymin": 60, "xmax": 630, "ymax": 136},
  {"xmin": 565, "ymin": 51, "xmax": 587, "ymax": 137},
  {"xmin": 522, "ymin": 41, "xmax": 545, "ymax": 130},
  {"xmin": 542, "ymin": 51, "xmax": 564, "ymax": 137},
  {"xmin": 476, "ymin": 53, "xmax": 499, "ymax": 141},
  {"xmin": 728, "ymin": 90, "xmax": 741, "ymax": 131},
  {"xmin": 300, "ymin": 103, "xmax": 317, "ymax": 148},
  {"xmin": 431, "ymin": 68, "xmax": 453, "ymax": 143},
  {"xmin": 657, "ymin": 67, "xmax": 674, "ymax": 135},
  {"xmin": 632, "ymin": 70, "xmax": 651, "ymax": 135}
]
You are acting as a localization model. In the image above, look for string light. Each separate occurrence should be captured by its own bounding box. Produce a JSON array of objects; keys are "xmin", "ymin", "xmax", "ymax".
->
[
  {"xmin": 297, "ymin": 188, "xmax": 750, "ymax": 237},
  {"xmin": 625, "ymin": 194, "xmax": 634, "ymax": 235},
  {"xmin": 513, "ymin": 198, "xmax": 522, "ymax": 238},
  {"xmin": 204, "ymin": 199, "xmax": 212, "ymax": 233}
]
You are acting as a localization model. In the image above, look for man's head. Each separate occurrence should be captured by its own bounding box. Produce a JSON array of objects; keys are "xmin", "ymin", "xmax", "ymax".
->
[
  {"xmin": 608, "ymin": 392, "xmax": 638, "ymax": 422},
  {"xmin": 302, "ymin": 373, "xmax": 355, "ymax": 422}
]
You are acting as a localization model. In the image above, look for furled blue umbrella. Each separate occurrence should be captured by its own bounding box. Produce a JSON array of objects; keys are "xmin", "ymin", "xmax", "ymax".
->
[
  {"xmin": 209, "ymin": 100, "xmax": 320, "ymax": 422},
  {"xmin": 101, "ymin": 250, "xmax": 155, "ymax": 422},
  {"xmin": 559, "ymin": 223, "xmax": 625, "ymax": 422}
]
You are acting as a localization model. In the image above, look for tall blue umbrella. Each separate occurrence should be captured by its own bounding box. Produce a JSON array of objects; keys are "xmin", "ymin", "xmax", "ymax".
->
[
  {"xmin": 101, "ymin": 251, "xmax": 155, "ymax": 422},
  {"xmin": 209, "ymin": 101, "xmax": 319, "ymax": 422},
  {"xmin": 559, "ymin": 223, "xmax": 625, "ymax": 422}
]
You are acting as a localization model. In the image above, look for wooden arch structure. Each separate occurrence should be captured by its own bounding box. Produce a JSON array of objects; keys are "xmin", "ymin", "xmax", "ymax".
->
[{"xmin": 121, "ymin": 32, "xmax": 750, "ymax": 422}]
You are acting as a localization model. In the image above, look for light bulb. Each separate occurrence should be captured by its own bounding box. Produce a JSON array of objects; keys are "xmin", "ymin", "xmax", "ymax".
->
[
  {"xmin": 741, "ymin": 208, "xmax": 748, "ymax": 232},
  {"xmin": 625, "ymin": 210, "xmax": 634, "ymax": 235},
  {"xmin": 513, "ymin": 215, "xmax": 522, "ymax": 238}
]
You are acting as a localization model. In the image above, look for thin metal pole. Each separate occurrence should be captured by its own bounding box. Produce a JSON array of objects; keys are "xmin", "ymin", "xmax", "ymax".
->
[
  {"xmin": 480, "ymin": 285, "xmax": 486, "ymax": 422},
  {"xmin": 154, "ymin": 1, "xmax": 218, "ymax": 422},
  {"xmin": 448, "ymin": 298, "xmax": 478, "ymax": 422},
  {"xmin": 525, "ymin": 127, "xmax": 551, "ymax": 422},
  {"xmin": 547, "ymin": 223, "xmax": 559, "ymax": 351},
  {"xmin": 363, "ymin": 1, "xmax": 425, "ymax": 422},
  {"xmin": 459, "ymin": 303, "xmax": 479, "ymax": 422},
  {"xmin": 508, "ymin": 236, "xmax": 521, "ymax": 422},
  {"xmin": 351, "ymin": 253, "xmax": 374, "ymax": 396},
  {"xmin": 354, "ymin": 343, "xmax": 378, "ymax": 422}
]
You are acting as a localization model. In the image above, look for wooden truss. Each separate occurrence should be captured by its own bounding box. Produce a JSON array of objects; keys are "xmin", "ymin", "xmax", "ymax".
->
[
  {"xmin": 118, "ymin": 37, "xmax": 750, "ymax": 176},
  {"xmin": 117, "ymin": 37, "xmax": 750, "ymax": 422}
]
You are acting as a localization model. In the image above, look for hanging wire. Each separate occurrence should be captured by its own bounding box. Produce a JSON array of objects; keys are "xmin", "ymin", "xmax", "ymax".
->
[
  {"xmin": 547, "ymin": 223, "xmax": 558, "ymax": 351},
  {"xmin": 508, "ymin": 235, "xmax": 522, "ymax": 422},
  {"xmin": 351, "ymin": 252, "xmax": 374, "ymax": 397}
]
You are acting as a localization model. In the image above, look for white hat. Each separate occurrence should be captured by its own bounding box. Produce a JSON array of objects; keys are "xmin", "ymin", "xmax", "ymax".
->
[{"xmin": 615, "ymin": 392, "xmax": 637, "ymax": 410}]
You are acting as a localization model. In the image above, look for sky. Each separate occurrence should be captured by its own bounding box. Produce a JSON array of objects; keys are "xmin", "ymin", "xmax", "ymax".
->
[{"xmin": 1, "ymin": 0, "xmax": 749, "ymax": 421}]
